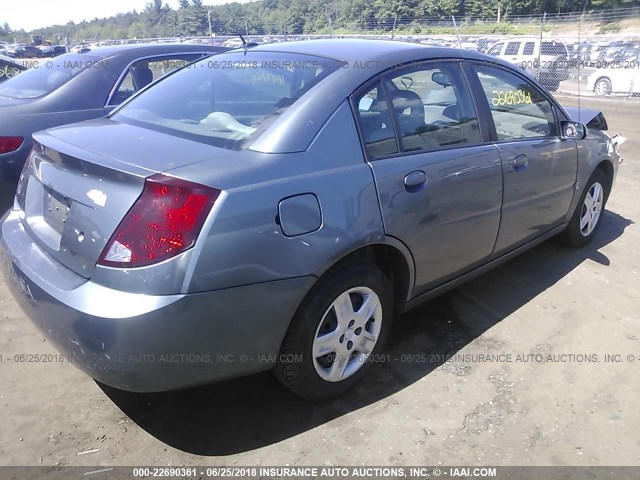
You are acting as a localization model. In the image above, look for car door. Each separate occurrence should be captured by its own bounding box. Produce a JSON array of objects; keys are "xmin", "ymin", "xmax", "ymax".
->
[
  {"xmin": 469, "ymin": 62, "xmax": 578, "ymax": 255},
  {"xmin": 105, "ymin": 54, "xmax": 205, "ymax": 112},
  {"xmin": 353, "ymin": 61, "xmax": 503, "ymax": 296}
]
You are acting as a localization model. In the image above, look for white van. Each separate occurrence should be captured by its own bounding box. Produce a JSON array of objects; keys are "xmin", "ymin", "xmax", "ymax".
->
[{"xmin": 486, "ymin": 37, "xmax": 570, "ymax": 91}]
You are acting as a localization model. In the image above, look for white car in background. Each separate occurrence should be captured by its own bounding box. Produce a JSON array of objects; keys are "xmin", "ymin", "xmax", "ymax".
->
[{"xmin": 586, "ymin": 50, "xmax": 640, "ymax": 95}]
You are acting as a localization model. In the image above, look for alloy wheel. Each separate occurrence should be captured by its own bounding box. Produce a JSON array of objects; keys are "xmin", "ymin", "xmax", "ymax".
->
[
  {"xmin": 580, "ymin": 181, "xmax": 604, "ymax": 237},
  {"xmin": 312, "ymin": 286, "xmax": 383, "ymax": 382}
]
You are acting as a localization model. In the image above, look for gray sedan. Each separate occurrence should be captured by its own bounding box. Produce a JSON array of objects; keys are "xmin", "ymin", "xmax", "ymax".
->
[
  {"xmin": 0, "ymin": 40, "xmax": 622, "ymax": 400},
  {"xmin": 0, "ymin": 43, "xmax": 226, "ymax": 212}
]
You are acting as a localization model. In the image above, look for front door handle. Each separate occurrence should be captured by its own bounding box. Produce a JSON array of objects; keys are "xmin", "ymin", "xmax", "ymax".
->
[
  {"xmin": 404, "ymin": 170, "xmax": 427, "ymax": 192},
  {"xmin": 512, "ymin": 154, "xmax": 529, "ymax": 172}
]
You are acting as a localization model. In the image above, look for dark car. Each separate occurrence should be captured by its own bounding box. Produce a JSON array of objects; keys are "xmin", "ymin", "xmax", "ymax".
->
[
  {"xmin": 37, "ymin": 45, "xmax": 67, "ymax": 57},
  {"xmin": 11, "ymin": 45, "xmax": 43, "ymax": 58},
  {"xmin": 0, "ymin": 43, "xmax": 226, "ymax": 211},
  {"xmin": 0, "ymin": 54, "xmax": 26, "ymax": 84},
  {"xmin": 0, "ymin": 40, "xmax": 622, "ymax": 400}
]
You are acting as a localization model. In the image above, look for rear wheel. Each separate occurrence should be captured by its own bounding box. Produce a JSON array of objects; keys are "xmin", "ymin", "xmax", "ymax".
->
[
  {"xmin": 557, "ymin": 169, "xmax": 608, "ymax": 247},
  {"xmin": 594, "ymin": 77, "xmax": 612, "ymax": 96},
  {"xmin": 274, "ymin": 262, "xmax": 393, "ymax": 400}
]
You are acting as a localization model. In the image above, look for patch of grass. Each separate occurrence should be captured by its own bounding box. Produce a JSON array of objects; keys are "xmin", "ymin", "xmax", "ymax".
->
[{"xmin": 598, "ymin": 22, "xmax": 622, "ymax": 34}]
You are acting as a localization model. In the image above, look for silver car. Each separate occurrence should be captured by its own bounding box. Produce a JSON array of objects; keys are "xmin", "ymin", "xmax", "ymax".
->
[{"xmin": 0, "ymin": 40, "xmax": 622, "ymax": 400}]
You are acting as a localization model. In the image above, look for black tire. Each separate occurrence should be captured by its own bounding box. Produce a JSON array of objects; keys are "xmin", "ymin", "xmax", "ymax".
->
[
  {"xmin": 274, "ymin": 262, "xmax": 393, "ymax": 400},
  {"xmin": 594, "ymin": 77, "xmax": 612, "ymax": 96},
  {"xmin": 557, "ymin": 169, "xmax": 609, "ymax": 248}
]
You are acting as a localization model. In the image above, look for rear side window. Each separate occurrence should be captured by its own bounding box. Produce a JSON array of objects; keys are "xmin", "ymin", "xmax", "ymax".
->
[
  {"xmin": 523, "ymin": 42, "xmax": 535, "ymax": 55},
  {"xmin": 541, "ymin": 41, "xmax": 567, "ymax": 56},
  {"xmin": 355, "ymin": 82, "xmax": 399, "ymax": 159},
  {"xmin": 354, "ymin": 62, "xmax": 481, "ymax": 158},
  {"xmin": 474, "ymin": 64, "xmax": 557, "ymax": 140},
  {"xmin": 505, "ymin": 42, "xmax": 521, "ymax": 55},
  {"xmin": 385, "ymin": 63, "xmax": 480, "ymax": 153}
]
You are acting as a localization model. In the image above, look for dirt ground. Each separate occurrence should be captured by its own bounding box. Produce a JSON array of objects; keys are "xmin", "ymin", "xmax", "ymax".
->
[{"xmin": 0, "ymin": 95, "xmax": 638, "ymax": 468}]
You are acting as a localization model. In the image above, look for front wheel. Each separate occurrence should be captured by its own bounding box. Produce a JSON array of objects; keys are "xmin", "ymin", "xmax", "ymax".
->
[
  {"xmin": 274, "ymin": 262, "xmax": 393, "ymax": 400},
  {"xmin": 594, "ymin": 77, "xmax": 612, "ymax": 96},
  {"xmin": 557, "ymin": 169, "xmax": 608, "ymax": 248}
]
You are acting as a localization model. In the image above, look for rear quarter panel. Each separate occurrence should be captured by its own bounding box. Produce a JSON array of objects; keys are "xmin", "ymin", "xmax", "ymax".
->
[{"xmin": 173, "ymin": 101, "xmax": 387, "ymax": 293}]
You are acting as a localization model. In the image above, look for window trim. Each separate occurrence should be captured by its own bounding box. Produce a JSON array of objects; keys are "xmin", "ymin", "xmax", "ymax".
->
[
  {"xmin": 349, "ymin": 59, "xmax": 491, "ymax": 162},
  {"xmin": 466, "ymin": 60, "xmax": 561, "ymax": 145},
  {"xmin": 105, "ymin": 52, "xmax": 208, "ymax": 108}
]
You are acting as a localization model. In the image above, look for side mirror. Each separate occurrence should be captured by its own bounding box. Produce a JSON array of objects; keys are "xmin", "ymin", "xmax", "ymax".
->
[{"xmin": 560, "ymin": 121, "xmax": 586, "ymax": 139}]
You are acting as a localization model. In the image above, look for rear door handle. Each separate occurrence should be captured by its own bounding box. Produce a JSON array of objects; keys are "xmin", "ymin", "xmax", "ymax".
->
[
  {"xmin": 404, "ymin": 170, "xmax": 427, "ymax": 192},
  {"xmin": 512, "ymin": 154, "xmax": 529, "ymax": 172}
]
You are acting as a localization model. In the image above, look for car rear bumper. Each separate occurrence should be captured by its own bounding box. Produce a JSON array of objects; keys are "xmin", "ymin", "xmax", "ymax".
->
[{"xmin": 0, "ymin": 209, "xmax": 316, "ymax": 392}]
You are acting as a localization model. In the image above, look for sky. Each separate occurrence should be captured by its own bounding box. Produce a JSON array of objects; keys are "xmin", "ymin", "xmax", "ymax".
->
[{"xmin": 1, "ymin": 0, "xmax": 251, "ymax": 32}]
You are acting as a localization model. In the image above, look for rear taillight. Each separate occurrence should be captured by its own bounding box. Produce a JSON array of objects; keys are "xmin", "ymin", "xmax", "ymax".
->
[
  {"xmin": 0, "ymin": 136, "xmax": 24, "ymax": 154},
  {"xmin": 98, "ymin": 174, "xmax": 220, "ymax": 268}
]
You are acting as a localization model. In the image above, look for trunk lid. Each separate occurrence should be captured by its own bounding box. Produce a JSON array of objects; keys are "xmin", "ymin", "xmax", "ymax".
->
[{"xmin": 20, "ymin": 118, "xmax": 228, "ymax": 278}]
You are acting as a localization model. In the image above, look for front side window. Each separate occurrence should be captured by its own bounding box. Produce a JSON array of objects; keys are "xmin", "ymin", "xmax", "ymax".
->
[
  {"xmin": 0, "ymin": 59, "xmax": 24, "ymax": 82},
  {"xmin": 474, "ymin": 64, "xmax": 557, "ymax": 140},
  {"xmin": 505, "ymin": 42, "xmax": 521, "ymax": 55},
  {"xmin": 112, "ymin": 52, "xmax": 343, "ymax": 150}
]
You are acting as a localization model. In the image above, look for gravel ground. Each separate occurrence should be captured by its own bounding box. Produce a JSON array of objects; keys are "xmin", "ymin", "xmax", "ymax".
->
[{"xmin": 0, "ymin": 95, "xmax": 638, "ymax": 468}]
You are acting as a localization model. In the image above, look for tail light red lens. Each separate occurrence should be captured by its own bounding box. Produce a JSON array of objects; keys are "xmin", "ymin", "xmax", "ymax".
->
[
  {"xmin": 0, "ymin": 136, "xmax": 24, "ymax": 154},
  {"xmin": 98, "ymin": 174, "xmax": 220, "ymax": 268}
]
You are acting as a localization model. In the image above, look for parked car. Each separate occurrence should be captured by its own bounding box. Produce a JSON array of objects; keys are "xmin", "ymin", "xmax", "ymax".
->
[
  {"xmin": 585, "ymin": 49, "xmax": 640, "ymax": 95},
  {"xmin": 486, "ymin": 36, "xmax": 570, "ymax": 91},
  {"xmin": 37, "ymin": 44, "xmax": 67, "ymax": 57},
  {"xmin": 0, "ymin": 40, "xmax": 622, "ymax": 400},
  {"xmin": 0, "ymin": 54, "xmax": 26, "ymax": 84},
  {"xmin": 8, "ymin": 44, "xmax": 43, "ymax": 58},
  {"xmin": 69, "ymin": 44, "xmax": 91, "ymax": 53},
  {"xmin": 0, "ymin": 43, "xmax": 226, "ymax": 211}
]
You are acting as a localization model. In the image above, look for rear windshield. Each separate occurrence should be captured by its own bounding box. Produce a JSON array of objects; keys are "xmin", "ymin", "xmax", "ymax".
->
[
  {"xmin": 112, "ymin": 51, "xmax": 344, "ymax": 150},
  {"xmin": 0, "ymin": 55, "xmax": 97, "ymax": 99},
  {"xmin": 541, "ymin": 41, "xmax": 567, "ymax": 56}
]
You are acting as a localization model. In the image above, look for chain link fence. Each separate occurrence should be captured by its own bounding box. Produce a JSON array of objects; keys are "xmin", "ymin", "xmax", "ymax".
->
[
  {"xmin": 10, "ymin": 7, "xmax": 640, "ymax": 98},
  {"xmin": 116, "ymin": 30, "xmax": 639, "ymax": 98}
]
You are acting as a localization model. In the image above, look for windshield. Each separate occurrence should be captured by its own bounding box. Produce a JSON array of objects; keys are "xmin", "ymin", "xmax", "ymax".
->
[
  {"xmin": 112, "ymin": 51, "xmax": 344, "ymax": 150},
  {"xmin": 0, "ymin": 55, "xmax": 97, "ymax": 99}
]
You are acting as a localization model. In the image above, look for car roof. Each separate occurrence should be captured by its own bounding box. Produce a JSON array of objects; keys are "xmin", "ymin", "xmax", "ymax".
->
[
  {"xmin": 66, "ymin": 42, "xmax": 225, "ymax": 60},
  {"xmin": 247, "ymin": 39, "xmax": 535, "ymax": 153},
  {"xmin": 249, "ymin": 38, "xmax": 493, "ymax": 64}
]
